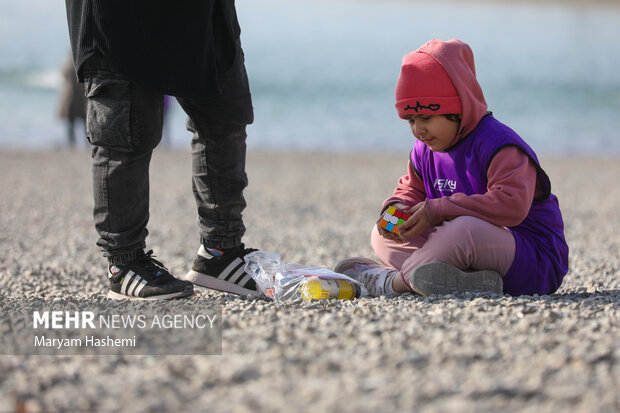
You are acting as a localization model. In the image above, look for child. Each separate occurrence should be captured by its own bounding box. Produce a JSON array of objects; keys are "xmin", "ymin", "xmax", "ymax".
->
[{"xmin": 335, "ymin": 39, "xmax": 568, "ymax": 297}]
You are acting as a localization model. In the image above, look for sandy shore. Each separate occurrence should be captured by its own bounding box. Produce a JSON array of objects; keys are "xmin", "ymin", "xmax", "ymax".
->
[{"xmin": 0, "ymin": 149, "xmax": 618, "ymax": 412}]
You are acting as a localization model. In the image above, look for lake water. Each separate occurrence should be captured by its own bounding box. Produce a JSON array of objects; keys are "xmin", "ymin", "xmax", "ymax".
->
[{"xmin": 1, "ymin": 0, "xmax": 619, "ymax": 155}]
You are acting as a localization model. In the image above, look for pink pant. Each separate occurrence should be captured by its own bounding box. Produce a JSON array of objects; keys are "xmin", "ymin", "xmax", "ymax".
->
[{"xmin": 371, "ymin": 216, "xmax": 516, "ymax": 290}]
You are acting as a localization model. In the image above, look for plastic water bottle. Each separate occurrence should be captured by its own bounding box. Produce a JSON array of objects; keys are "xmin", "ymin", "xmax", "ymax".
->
[{"xmin": 300, "ymin": 277, "xmax": 361, "ymax": 300}]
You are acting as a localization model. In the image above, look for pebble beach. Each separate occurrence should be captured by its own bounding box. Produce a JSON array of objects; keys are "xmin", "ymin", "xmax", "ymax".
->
[{"xmin": 0, "ymin": 149, "xmax": 618, "ymax": 412}]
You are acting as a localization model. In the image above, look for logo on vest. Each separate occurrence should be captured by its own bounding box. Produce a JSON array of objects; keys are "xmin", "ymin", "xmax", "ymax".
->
[
  {"xmin": 433, "ymin": 178, "xmax": 457, "ymax": 194},
  {"xmin": 404, "ymin": 101, "xmax": 440, "ymax": 113}
]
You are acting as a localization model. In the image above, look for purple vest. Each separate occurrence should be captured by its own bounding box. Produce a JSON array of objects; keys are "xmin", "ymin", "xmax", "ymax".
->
[{"xmin": 411, "ymin": 114, "xmax": 569, "ymax": 295}]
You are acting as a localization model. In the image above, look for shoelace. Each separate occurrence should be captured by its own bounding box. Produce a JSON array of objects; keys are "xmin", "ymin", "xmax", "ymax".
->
[{"xmin": 135, "ymin": 250, "xmax": 169, "ymax": 277}]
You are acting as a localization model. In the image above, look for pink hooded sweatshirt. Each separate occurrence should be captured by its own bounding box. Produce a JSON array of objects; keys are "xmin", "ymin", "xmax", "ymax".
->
[{"xmin": 384, "ymin": 39, "xmax": 543, "ymax": 227}]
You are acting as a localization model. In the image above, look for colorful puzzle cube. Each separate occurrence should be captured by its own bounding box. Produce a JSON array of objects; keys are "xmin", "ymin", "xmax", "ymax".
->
[{"xmin": 379, "ymin": 205, "xmax": 411, "ymax": 235}]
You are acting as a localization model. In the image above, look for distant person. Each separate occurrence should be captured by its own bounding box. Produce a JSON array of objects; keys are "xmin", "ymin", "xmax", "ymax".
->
[
  {"xmin": 160, "ymin": 95, "xmax": 173, "ymax": 147},
  {"xmin": 64, "ymin": 1, "xmax": 261, "ymax": 299},
  {"xmin": 57, "ymin": 51, "xmax": 86, "ymax": 147},
  {"xmin": 336, "ymin": 39, "xmax": 569, "ymax": 297}
]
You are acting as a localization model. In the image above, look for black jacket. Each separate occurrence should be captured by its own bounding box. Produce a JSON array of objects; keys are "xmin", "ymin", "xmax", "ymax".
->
[{"xmin": 65, "ymin": 0, "xmax": 247, "ymax": 97}]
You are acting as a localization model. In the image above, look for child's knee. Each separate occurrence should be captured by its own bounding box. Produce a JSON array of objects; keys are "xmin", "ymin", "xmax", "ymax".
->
[
  {"xmin": 370, "ymin": 226, "xmax": 389, "ymax": 258},
  {"xmin": 435, "ymin": 216, "xmax": 498, "ymax": 247},
  {"xmin": 403, "ymin": 217, "xmax": 488, "ymax": 266},
  {"xmin": 371, "ymin": 225, "xmax": 426, "ymax": 271},
  {"xmin": 443, "ymin": 216, "xmax": 484, "ymax": 235},
  {"xmin": 441, "ymin": 216, "xmax": 513, "ymax": 247},
  {"xmin": 419, "ymin": 216, "xmax": 515, "ymax": 274}
]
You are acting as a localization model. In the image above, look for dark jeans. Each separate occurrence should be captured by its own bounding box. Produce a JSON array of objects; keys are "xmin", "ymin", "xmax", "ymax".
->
[{"xmin": 83, "ymin": 57, "xmax": 253, "ymax": 265}]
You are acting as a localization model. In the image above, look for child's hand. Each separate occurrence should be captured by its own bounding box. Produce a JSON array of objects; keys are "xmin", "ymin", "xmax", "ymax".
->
[
  {"xmin": 398, "ymin": 201, "xmax": 432, "ymax": 239},
  {"xmin": 376, "ymin": 202, "xmax": 408, "ymax": 242}
]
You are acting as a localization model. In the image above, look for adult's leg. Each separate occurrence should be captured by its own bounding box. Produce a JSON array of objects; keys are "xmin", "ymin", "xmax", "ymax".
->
[
  {"xmin": 176, "ymin": 42, "xmax": 253, "ymax": 250},
  {"xmin": 181, "ymin": 112, "xmax": 249, "ymax": 249},
  {"xmin": 84, "ymin": 57, "xmax": 165, "ymax": 264},
  {"xmin": 67, "ymin": 118, "xmax": 76, "ymax": 147}
]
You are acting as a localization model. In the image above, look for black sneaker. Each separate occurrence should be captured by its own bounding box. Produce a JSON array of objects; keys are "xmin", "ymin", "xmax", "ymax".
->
[
  {"xmin": 107, "ymin": 250, "xmax": 194, "ymax": 300},
  {"xmin": 184, "ymin": 244, "xmax": 258, "ymax": 296}
]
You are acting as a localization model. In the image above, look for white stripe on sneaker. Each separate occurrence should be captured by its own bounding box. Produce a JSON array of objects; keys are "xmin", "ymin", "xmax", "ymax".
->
[
  {"xmin": 127, "ymin": 276, "xmax": 143, "ymax": 297},
  {"xmin": 217, "ymin": 258, "xmax": 244, "ymax": 281},
  {"xmin": 236, "ymin": 274, "xmax": 252, "ymax": 288},
  {"xmin": 121, "ymin": 271, "xmax": 136, "ymax": 295},
  {"xmin": 133, "ymin": 279, "xmax": 148, "ymax": 296},
  {"xmin": 227, "ymin": 265, "xmax": 247, "ymax": 285}
]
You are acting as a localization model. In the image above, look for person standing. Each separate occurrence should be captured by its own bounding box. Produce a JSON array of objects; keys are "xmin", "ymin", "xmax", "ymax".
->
[
  {"xmin": 65, "ymin": 1, "xmax": 260, "ymax": 299},
  {"xmin": 57, "ymin": 51, "xmax": 86, "ymax": 147}
]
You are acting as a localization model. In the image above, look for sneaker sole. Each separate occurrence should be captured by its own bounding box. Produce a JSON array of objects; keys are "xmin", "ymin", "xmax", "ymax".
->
[
  {"xmin": 184, "ymin": 270, "xmax": 258, "ymax": 297},
  {"xmin": 334, "ymin": 257, "xmax": 381, "ymax": 275},
  {"xmin": 106, "ymin": 285, "xmax": 194, "ymax": 301},
  {"xmin": 409, "ymin": 262, "xmax": 503, "ymax": 296}
]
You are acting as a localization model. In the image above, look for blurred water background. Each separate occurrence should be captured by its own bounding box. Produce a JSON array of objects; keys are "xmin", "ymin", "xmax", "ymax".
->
[{"xmin": 0, "ymin": 0, "xmax": 619, "ymax": 155}]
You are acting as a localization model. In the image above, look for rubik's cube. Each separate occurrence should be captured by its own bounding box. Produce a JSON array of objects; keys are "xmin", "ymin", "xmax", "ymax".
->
[{"xmin": 379, "ymin": 205, "xmax": 411, "ymax": 235}]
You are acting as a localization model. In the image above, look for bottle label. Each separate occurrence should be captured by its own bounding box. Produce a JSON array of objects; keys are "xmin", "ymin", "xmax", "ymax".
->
[
  {"xmin": 302, "ymin": 278, "xmax": 356, "ymax": 300},
  {"xmin": 319, "ymin": 279, "xmax": 339, "ymax": 299}
]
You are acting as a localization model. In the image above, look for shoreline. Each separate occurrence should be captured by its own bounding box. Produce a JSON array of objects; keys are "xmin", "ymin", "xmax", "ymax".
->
[{"xmin": 2, "ymin": 145, "xmax": 620, "ymax": 158}]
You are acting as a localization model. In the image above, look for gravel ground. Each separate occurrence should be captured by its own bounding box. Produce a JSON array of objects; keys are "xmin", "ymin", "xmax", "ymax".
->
[{"xmin": 0, "ymin": 149, "xmax": 618, "ymax": 413}]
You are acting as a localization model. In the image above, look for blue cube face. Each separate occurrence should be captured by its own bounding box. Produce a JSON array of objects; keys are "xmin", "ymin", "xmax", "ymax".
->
[{"xmin": 385, "ymin": 223, "xmax": 395, "ymax": 232}]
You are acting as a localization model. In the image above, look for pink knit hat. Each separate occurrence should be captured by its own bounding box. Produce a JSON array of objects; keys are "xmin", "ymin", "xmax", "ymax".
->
[{"xmin": 395, "ymin": 50, "xmax": 462, "ymax": 119}]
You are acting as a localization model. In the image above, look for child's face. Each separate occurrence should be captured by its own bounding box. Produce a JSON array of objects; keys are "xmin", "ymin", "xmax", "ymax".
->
[{"xmin": 405, "ymin": 114, "xmax": 460, "ymax": 152}]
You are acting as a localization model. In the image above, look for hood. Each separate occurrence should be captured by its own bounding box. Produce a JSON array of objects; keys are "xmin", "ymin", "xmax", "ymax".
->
[{"xmin": 403, "ymin": 39, "xmax": 488, "ymax": 141}]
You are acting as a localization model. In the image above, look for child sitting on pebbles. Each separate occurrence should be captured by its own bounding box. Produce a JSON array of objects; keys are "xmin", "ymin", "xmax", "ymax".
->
[{"xmin": 336, "ymin": 39, "xmax": 569, "ymax": 297}]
